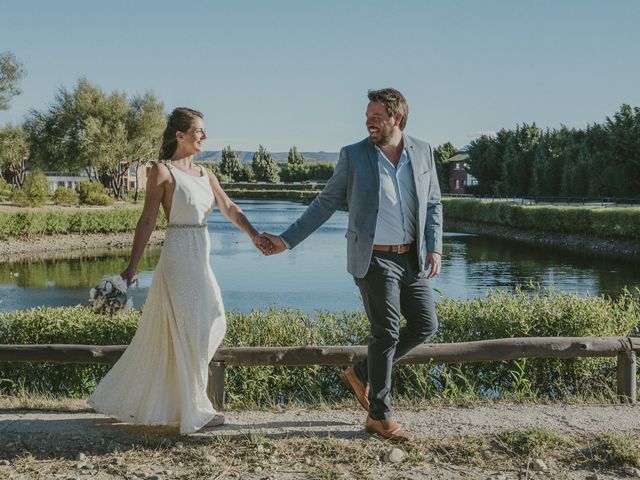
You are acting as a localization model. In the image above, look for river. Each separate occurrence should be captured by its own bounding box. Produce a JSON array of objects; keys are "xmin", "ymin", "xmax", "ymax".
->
[{"xmin": 1, "ymin": 200, "xmax": 638, "ymax": 312}]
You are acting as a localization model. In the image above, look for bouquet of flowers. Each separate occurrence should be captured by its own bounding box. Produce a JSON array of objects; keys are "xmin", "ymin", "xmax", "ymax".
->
[{"xmin": 89, "ymin": 275, "xmax": 134, "ymax": 315}]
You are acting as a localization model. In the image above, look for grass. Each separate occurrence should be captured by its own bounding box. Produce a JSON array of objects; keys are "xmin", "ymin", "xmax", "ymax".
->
[
  {"xmin": 0, "ymin": 388, "xmax": 88, "ymax": 411},
  {"xmin": 0, "ymin": 385, "xmax": 628, "ymax": 416},
  {"xmin": 3, "ymin": 289, "xmax": 639, "ymax": 403},
  {"xmin": 1, "ymin": 423, "xmax": 638, "ymax": 479},
  {"xmin": 496, "ymin": 426, "xmax": 574, "ymax": 457},
  {"xmin": 592, "ymin": 433, "xmax": 640, "ymax": 467}
]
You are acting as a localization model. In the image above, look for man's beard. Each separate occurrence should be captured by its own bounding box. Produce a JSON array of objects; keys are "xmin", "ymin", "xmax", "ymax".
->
[{"xmin": 370, "ymin": 130, "xmax": 390, "ymax": 146}]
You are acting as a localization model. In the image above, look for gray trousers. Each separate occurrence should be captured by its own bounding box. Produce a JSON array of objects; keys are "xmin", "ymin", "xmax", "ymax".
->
[{"xmin": 354, "ymin": 249, "xmax": 438, "ymax": 420}]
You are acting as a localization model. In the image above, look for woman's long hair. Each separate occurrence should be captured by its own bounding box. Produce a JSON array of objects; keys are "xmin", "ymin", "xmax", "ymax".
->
[{"xmin": 158, "ymin": 107, "xmax": 204, "ymax": 160}]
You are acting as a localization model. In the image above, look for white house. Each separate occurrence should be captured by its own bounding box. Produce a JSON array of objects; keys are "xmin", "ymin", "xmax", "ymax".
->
[{"xmin": 44, "ymin": 171, "xmax": 89, "ymax": 193}]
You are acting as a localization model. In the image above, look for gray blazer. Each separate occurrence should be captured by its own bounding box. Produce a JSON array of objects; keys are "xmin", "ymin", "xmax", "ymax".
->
[{"xmin": 281, "ymin": 135, "xmax": 443, "ymax": 279}]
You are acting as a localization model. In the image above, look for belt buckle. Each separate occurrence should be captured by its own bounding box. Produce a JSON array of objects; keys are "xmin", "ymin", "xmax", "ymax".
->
[{"xmin": 393, "ymin": 245, "xmax": 400, "ymax": 254}]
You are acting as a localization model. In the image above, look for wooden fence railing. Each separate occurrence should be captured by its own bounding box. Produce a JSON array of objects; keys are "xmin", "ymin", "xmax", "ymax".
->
[{"xmin": 1, "ymin": 336, "xmax": 638, "ymax": 408}]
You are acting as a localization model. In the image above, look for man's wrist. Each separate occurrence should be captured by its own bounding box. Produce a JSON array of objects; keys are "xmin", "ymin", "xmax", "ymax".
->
[{"xmin": 280, "ymin": 236, "xmax": 291, "ymax": 249}]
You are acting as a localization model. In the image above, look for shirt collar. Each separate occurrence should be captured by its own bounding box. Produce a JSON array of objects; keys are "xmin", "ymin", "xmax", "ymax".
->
[{"xmin": 375, "ymin": 144, "xmax": 408, "ymax": 169}]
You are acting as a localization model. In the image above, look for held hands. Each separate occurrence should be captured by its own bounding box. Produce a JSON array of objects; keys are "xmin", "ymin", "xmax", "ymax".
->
[
  {"xmin": 251, "ymin": 232, "xmax": 286, "ymax": 256},
  {"xmin": 425, "ymin": 252, "xmax": 442, "ymax": 279}
]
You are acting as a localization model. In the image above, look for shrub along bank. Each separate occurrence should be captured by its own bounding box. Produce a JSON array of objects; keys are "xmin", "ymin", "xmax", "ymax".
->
[
  {"xmin": 1, "ymin": 289, "xmax": 638, "ymax": 406},
  {"xmin": 2, "ymin": 196, "xmax": 639, "ymax": 242},
  {"xmin": 443, "ymin": 198, "xmax": 640, "ymax": 240},
  {"xmin": 0, "ymin": 207, "xmax": 166, "ymax": 239}
]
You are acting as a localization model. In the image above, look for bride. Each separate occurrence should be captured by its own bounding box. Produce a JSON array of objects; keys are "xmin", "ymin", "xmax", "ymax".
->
[{"xmin": 89, "ymin": 107, "xmax": 270, "ymax": 433}]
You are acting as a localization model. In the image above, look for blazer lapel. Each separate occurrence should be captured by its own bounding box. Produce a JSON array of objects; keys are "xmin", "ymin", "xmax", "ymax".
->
[
  {"xmin": 404, "ymin": 134, "xmax": 422, "ymax": 190},
  {"xmin": 366, "ymin": 137, "xmax": 380, "ymax": 191},
  {"xmin": 405, "ymin": 135, "xmax": 426, "ymax": 250}
]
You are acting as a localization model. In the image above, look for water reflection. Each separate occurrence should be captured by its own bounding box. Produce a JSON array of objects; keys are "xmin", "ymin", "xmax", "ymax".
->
[{"xmin": 0, "ymin": 200, "xmax": 638, "ymax": 312}]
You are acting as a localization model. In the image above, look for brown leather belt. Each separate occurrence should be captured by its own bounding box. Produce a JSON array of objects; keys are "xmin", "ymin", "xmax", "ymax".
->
[{"xmin": 372, "ymin": 244, "xmax": 412, "ymax": 254}]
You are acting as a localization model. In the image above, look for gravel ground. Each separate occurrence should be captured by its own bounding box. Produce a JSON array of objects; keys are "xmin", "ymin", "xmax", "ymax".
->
[
  {"xmin": 3, "ymin": 403, "xmax": 638, "ymax": 439},
  {"xmin": 1, "ymin": 403, "xmax": 639, "ymax": 479}
]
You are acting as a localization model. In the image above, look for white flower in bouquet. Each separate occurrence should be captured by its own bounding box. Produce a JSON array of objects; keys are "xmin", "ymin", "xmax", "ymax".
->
[{"xmin": 89, "ymin": 274, "xmax": 134, "ymax": 315}]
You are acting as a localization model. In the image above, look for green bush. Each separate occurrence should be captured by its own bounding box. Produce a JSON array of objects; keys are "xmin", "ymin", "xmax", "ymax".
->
[
  {"xmin": 224, "ymin": 189, "xmax": 318, "ymax": 202},
  {"xmin": 443, "ymin": 199, "xmax": 640, "ymax": 240},
  {"xmin": 275, "ymin": 161, "xmax": 336, "ymax": 182},
  {"xmin": 280, "ymin": 164, "xmax": 310, "ymax": 182},
  {"xmin": 237, "ymin": 164, "xmax": 255, "ymax": 183},
  {"xmin": 594, "ymin": 433, "xmax": 640, "ymax": 467},
  {"xmin": 1, "ymin": 289, "xmax": 638, "ymax": 405},
  {"xmin": 53, "ymin": 187, "xmax": 79, "ymax": 206},
  {"xmin": 0, "ymin": 207, "xmax": 166, "ymax": 239},
  {"xmin": 220, "ymin": 183, "xmax": 323, "ymax": 191},
  {"xmin": 77, "ymin": 181, "xmax": 113, "ymax": 206},
  {"xmin": 9, "ymin": 188, "xmax": 28, "ymax": 206},
  {"xmin": 23, "ymin": 171, "xmax": 50, "ymax": 207},
  {"xmin": 306, "ymin": 162, "xmax": 335, "ymax": 181},
  {"xmin": 0, "ymin": 177, "xmax": 11, "ymax": 199},
  {"xmin": 83, "ymin": 191, "xmax": 114, "ymax": 206}
]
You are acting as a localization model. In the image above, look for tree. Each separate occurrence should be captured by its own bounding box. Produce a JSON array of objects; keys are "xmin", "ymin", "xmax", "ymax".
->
[
  {"xmin": 23, "ymin": 170, "xmax": 49, "ymax": 206},
  {"xmin": 467, "ymin": 133, "xmax": 507, "ymax": 195},
  {"xmin": 80, "ymin": 92, "xmax": 131, "ymax": 198},
  {"xmin": 25, "ymin": 78, "xmax": 164, "ymax": 198},
  {"xmin": 220, "ymin": 146, "xmax": 243, "ymax": 181},
  {"xmin": 251, "ymin": 145, "xmax": 279, "ymax": 182},
  {"xmin": 287, "ymin": 146, "xmax": 305, "ymax": 166},
  {"xmin": 467, "ymin": 104, "xmax": 640, "ymax": 198},
  {"xmin": 0, "ymin": 52, "xmax": 26, "ymax": 111},
  {"xmin": 606, "ymin": 104, "xmax": 640, "ymax": 196},
  {"xmin": 25, "ymin": 78, "xmax": 107, "ymax": 177},
  {"xmin": 126, "ymin": 92, "xmax": 165, "ymax": 201},
  {"xmin": 0, "ymin": 124, "xmax": 30, "ymax": 188},
  {"xmin": 500, "ymin": 138, "xmax": 519, "ymax": 196},
  {"xmin": 434, "ymin": 142, "xmax": 456, "ymax": 193},
  {"xmin": 511, "ymin": 123, "xmax": 541, "ymax": 195},
  {"xmin": 530, "ymin": 132, "xmax": 552, "ymax": 196}
]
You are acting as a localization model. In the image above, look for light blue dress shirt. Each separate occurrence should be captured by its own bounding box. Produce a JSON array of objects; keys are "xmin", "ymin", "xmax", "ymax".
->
[{"xmin": 373, "ymin": 144, "xmax": 417, "ymax": 245}]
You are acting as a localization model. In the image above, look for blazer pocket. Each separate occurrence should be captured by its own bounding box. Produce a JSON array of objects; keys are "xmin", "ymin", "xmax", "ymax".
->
[{"xmin": 345, "ymin": 228, "xmax": 358, "ymax": 241}]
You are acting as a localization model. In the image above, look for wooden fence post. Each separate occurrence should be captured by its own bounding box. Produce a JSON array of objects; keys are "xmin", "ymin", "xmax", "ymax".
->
[
  {"xmin": 617, "ymin": 351, "xmax": 637, "ymax": 404},
  {"xmin": 207, "ymin": 361, "xmax": 226, "ymax": 410}
]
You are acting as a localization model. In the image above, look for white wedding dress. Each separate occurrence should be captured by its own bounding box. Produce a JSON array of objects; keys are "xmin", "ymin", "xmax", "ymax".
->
[{"xmin": 89, "ymin": 163, "xmax": 226, "ymax": 434}]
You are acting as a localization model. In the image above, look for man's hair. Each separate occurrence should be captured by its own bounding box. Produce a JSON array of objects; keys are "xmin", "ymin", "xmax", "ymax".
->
[{"xmin": 367, "ymin": 88, "xmax": 409, "ymax": 130}]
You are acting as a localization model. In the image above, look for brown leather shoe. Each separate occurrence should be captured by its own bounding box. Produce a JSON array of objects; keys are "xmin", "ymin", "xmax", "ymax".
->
[
  {"xmin": 341, "ymin": 367, "xmax": 370, "ymax": 411},
  {"xmin": 365, "ymin": 416, "xmax": 414, "ymax": 443}
]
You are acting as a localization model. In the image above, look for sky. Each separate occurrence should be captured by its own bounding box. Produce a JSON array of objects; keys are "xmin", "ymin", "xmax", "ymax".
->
[{"xmin": 2, "ymin": 0, "xmax": 640, "ymax": 152}]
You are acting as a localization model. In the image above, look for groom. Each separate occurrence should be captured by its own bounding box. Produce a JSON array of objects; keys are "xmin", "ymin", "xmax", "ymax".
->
[{"xmin": 263, "ymin": 88, "xmax": 442, "ymax": 442}]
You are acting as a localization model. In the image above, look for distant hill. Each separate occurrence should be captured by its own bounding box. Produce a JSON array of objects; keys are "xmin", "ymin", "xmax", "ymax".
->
[{"xmin": 196, "ymin": 151, "xmax": 339, "ymax": 163}]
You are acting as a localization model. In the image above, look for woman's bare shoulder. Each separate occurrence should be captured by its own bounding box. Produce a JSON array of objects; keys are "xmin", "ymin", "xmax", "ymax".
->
[{"xmin": 148, "ymin": 161, "xmax": 173, "ymax": 181}]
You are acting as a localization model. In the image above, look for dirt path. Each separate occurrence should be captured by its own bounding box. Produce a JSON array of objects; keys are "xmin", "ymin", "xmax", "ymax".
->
[
  {"xmin": 1, "ymin": 403, "xmax": 639, "ymax": 479},
  {"xmin": 2, "ymin": 403, "xmax": 640, "ymax": 438}
]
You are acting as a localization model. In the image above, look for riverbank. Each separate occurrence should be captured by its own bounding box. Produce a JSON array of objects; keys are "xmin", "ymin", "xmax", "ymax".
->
[
  {"xmin": 0, "ymin": 230, "xmax": 165, "ymax": 263},
  {"xmin": 2, "ymin": 197, "xmax": 640, "ymax": 264},
  {"xmin": 445, "ymin": 218, "xmax": 640, "ymax": 261},
  {"xmin": 0, "ymin": 401, "xmax": 638, "ymax": 479},
  {"xmin": 3, "ymin": 219, "xmax": 638, "ymax": 265}
]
